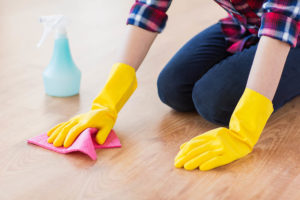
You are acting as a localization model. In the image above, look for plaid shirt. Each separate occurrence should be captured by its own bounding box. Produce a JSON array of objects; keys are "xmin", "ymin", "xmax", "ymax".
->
[{"xmin": 127, "ymin": 0, "xmax": 300, "ymax": 53}]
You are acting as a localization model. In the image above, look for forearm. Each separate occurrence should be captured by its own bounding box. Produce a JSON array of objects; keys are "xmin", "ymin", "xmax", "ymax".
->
[
  {"xmin": 246, "ymin": 36, "xmax": 290, "ymax": 100},
  {"xmin": 117, "ymin": 25, "xmax": 158, "ymax": 71}
]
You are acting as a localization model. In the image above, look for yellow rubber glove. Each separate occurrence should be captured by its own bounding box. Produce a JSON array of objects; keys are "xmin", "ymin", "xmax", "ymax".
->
[
  {"xmin": 174, "ymin": 88, "xmax": 273, "ymax": 171},
  {"xmin": 47, "ymin": 63, "xmax": 137, "ymax": 147}
]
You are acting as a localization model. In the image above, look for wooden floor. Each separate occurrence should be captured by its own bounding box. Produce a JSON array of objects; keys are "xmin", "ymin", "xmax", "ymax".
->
[{"xmin": 1, "ymin": 0, "xmax": 300, "ymax": 199}]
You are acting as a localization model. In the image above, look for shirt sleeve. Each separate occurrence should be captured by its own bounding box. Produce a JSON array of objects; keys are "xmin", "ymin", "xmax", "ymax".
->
[
  {"xmin": 127, "ymin": 0, "xmax": 172, "ymax": 33},
  {"xmin": 258, "ymin": 0, "xmax": 300, "ymax": 47}
]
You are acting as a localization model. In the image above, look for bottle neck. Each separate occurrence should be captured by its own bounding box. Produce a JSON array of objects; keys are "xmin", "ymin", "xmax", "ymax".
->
[{"xmin": 50, "ymin": 36, "xmax": 74, "ymax": 66}]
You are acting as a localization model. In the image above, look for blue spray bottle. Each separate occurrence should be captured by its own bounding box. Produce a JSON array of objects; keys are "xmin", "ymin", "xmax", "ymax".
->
[{"xmin": 37, "ymin": 15, "xmax": 81, "ymax": 97}]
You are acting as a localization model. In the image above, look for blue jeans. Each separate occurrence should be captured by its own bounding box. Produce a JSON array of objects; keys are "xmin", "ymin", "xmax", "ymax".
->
[{"xmin": 157, "ymin": 23, "xmax": 300, "ymax": 125}]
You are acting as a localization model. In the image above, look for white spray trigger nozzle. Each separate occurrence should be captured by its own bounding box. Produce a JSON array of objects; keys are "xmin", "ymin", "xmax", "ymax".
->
[{"xmin": 37, "ymin": 15, "xmax": 70, "ymax": 48}]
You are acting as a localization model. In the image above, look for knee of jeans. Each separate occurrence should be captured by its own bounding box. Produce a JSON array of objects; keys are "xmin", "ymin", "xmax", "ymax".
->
[
  {"xmin": 157, "ymin": 71, "xmax": 194, "ymax": 112},
  {"xmin": 192, "ymin": 82, "xmax": 231, "ymax": 126}
]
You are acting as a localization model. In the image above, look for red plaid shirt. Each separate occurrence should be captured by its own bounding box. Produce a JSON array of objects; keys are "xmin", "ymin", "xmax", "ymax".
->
[{"xmin": 127, "ymin": 0, "xmax": 300, "ymax": 53}]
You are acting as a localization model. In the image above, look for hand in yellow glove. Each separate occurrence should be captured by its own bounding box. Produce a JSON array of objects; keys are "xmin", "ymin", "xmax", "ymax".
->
[
  {"xmin": 174, "ymin": 88, "xmax": 273, "ymax": 171},
  {"xmin": 47, "ymin": 107, "xmax": 116, "ymax": 147},
  {"xmin": 47, "ymin": 63, "xmax": 137, "ymax": 147}
]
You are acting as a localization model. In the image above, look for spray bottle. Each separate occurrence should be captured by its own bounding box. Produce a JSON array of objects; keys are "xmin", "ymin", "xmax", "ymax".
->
[{"xmin": 37, "ymin": 15, "xmax": 81, "ymax": 97}]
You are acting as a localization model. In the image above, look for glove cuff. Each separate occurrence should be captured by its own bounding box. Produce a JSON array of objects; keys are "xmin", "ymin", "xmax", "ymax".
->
[
  {"xmin": 91, "ymin": 63, "xmax": 138, "ymax": 114},
  {"xmin": 229, "ymin": 88, "xmax": 274, "ymax": 148}
]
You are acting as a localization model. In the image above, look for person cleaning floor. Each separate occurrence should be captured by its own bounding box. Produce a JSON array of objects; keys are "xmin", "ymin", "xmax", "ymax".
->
[{"xmin": 46, "ymin": 0, "xmax": 300, "ymax": 171}]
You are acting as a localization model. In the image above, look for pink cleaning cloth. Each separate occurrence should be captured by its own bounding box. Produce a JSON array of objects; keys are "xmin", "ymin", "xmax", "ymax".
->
[{"xmin": 27, "ymin": 128, "xmax": 121, "ymax": 160}]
